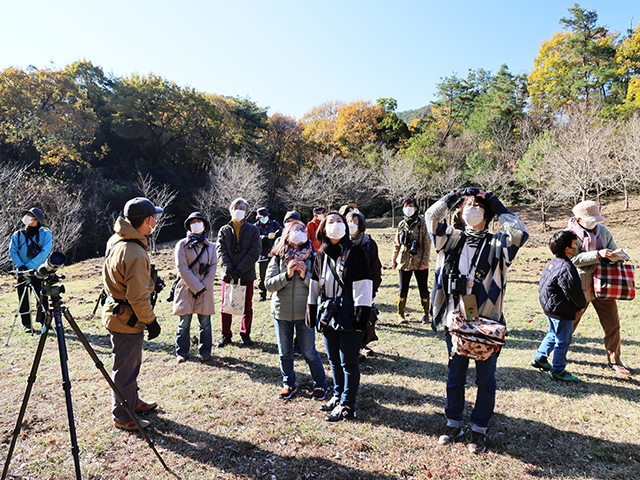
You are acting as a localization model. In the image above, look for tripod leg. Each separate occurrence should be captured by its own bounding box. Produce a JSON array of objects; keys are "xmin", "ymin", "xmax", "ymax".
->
[
  {"xmin": 4, "ymin": 284, "xmax": 32, "ymax": 347},
  {"xmin": 1, "ymin": 315, "xmax": 52, "ymax": 480},
  {"xmin": 62, "ymin": 308, "xmax": 175, "ymax": 475},
  {"xmin": 52, "ymin": 309, "xmax": 82, "ymax": 480}
]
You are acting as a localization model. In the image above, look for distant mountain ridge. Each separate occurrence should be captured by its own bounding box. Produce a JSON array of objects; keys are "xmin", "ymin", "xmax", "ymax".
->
[{"xmin": 397, "ymin": 105, "xmax": 431, "ymax": 124}]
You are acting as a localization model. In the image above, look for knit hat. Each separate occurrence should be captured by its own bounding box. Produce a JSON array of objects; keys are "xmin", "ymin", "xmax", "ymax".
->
[
  {"xmin": 124, "ymin": 197, "xmax": 163, "ymax": 220},
  {"xmin": 283, "ymin": 210, "xmax": 301, "ymax": 223},
  {"xmin": 184, "ymin": 212, "xmax": 209, "ymax": 231},
  {"xmin": 572, "ymin": 201, "xmax": 604, "ymax": 223}
]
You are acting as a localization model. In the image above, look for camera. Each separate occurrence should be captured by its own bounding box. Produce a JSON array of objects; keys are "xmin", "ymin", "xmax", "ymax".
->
[
  {"xmin": 318, "ymin": 297, "xmax": 341, "ymax": 327},
  {"xmin": 446, "ymin": 272, "xmax": 467, "ymax": 296},
  {"xmin": 199, "ymin": 263, "xmax": 210, "ymax": 275},
  {"xmin": 409, "ymin": 239, "xmax": 419, "ymax": 255}
]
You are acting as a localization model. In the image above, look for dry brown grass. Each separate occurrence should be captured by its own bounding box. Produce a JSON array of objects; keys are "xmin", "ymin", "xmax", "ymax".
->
[{"xmin": 1, "ymin": 197, "xmax": 639, "ymax": 479}]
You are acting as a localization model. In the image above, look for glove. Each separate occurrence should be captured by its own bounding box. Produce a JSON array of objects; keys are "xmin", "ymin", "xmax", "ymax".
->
[
  {"xmin": 18, "ymin": 265, "xmax": 29, "ymax": 271},
  {"xmin": 483, "ymin": 191, "xmax": 509, "ymax": 216},
  {"xmin": 442, "ymin": 190, "xmax": 461, "ymax": 209},
  {"xmin": 193, "ymin": 287, "xmax": 206, "ymax": 300},
  {"xmin": 268, "ymin": 232, "xmax": 276, "ymax": 240},
  {"xmin": 147, "ymin": 319, "xmax": 161, "ymax": 340},
  {"xmin": 229, "ymin": 270, "xmax": 241, "ymax": 281},
  {"xmin": 457, "ymin": 187, "xmax": 480, "ymax": 198}
]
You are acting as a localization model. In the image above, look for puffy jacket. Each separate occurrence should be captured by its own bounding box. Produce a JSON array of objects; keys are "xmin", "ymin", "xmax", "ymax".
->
[
  {"xmin": 255, "ymin": 219, "xmax": 282, "ymax": 262},
  {"xmin": 265, "ymin": 252, "xmax": 313, "ymax": 321},
  {"xmin": 392, "ymin": 216, "xmax": 430, "ymax": 271},
  {"xmin": 101, "ymin": 218, "xmax": 155, "ymax": 334},
  {"xmin": 172, "ymin": 238, "xmax": 217, "ymax": 316},
  {"xmin": 360, "ymin": 234, "xmax": 382, "ymax": 297},
  {"xmin": 539, "ymin": 256, "xmax": 587, "ymax": 321},
  {"xmin": 10, "ymin": 227, "xmax": 53, "ymax": 270},
  {"xmin": 217, "ymin": 221, "xmax": 261, "ymax": 282}
]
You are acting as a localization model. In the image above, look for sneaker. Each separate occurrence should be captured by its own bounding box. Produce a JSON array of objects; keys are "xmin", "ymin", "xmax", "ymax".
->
[
  {"xmin": 551, "ymin": 370, "xmax": 580, "ymax": 382},
  {"xmin": 608, "ymin": 362, "xmax": 631, "ymax": 376},
  {"xmin": 217, "ymin": 336, "xmax": 231, "ymax": 348},
  {"xmin": 200, "ymin": 354, "xmax": 211, "ymax": 363},
  {"xmin": 319, "ymin": 396, "xmax": 340, "ymax": 412},
  {"xmin": 438, "ymin": 426, "xmax": 464, "ymax": 445},
  {"xmin": 176, "ymin": 355, "xmax": 187, "ymax": 364},
  {"xmin": 280, "ymin": 386, "xmax": 297, "ymax": 400},
  {"xmin": 531, "ymin": 358, "xmax": 552, "ymax": 371},
  {"xmin": 258, "ymin": 294, "xmax": 267, "ymax": 302},
  {"xmin": 468, "ymin": 431, "xmax": 487, "ymax": 454},
  {"xmin": 312, "ymin": 387, "xmax": 328, "ymax": 400},
  {"xmin": 240, "ymin": 334, "xmax": 253, "ymax": 346},
  {"xmin": 133, "ymin": 400, "xmax": 157, "ymax": 413},
  {"xmin": 397, "ymin": 314, "xmax": 408, "ymax": 324},
  {"xmin": 114, "ymin": 419, "xmax": 150, "ymax": 431},
  {"xmin": 325, "ymin": 404, "xmax": 355, "ymax": 422}
]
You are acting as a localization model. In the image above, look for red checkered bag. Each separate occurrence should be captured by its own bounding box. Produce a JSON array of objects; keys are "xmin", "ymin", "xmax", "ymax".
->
[
  {"xmin": 593, "ymin": 262, "xmax": 635, "ymax": 301},
  {"xmin": 449, "ymin": 312, "xmax": 506, "ymax": 361}
]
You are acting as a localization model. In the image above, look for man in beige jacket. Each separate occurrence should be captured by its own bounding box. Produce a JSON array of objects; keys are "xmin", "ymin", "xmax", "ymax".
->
[{"xmin": 102, "ymin": 197, "xmax": 163, "ymax": 430}]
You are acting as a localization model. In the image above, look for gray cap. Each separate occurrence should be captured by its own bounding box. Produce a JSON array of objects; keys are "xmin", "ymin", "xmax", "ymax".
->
[{"xmin": 124, "ymin": 197, "xmax": 163, "ymax": 220}]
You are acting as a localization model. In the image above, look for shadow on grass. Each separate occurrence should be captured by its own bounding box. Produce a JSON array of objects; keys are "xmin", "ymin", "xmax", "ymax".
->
[{"xmin": 148, "ymin": 418, "xmax": 396, "ymax": 480}]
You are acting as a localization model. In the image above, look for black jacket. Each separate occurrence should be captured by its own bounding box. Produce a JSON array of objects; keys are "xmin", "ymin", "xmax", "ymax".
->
[
  {"xmin": 255, "ymin": 219, "xmax": 282, "ymax": 262},
  {"xmin": 216, "ymin": 221, "xmax": 261, "ymax": 282},
  {"xmin": 539, "ymin": 256, "xmax": 587, "ymax": 321}
]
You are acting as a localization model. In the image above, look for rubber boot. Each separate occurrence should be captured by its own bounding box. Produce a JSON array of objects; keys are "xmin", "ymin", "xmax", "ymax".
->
[
  {"xmin": 420, "ymin": 297, "xmax": 430, "ymax": 324},
  {"xmin": 397, "ymin": 296, "xmax": 408, "ymax": 323}
]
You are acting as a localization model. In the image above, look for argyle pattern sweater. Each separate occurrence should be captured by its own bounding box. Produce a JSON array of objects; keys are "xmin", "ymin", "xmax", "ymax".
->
[{"xmin": 426, "ymin": 197, "xmax": 529, "ymax": 331}]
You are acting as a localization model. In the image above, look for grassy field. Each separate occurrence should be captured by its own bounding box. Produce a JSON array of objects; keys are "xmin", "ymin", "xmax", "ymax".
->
[{"xmin": 1, "ymin": 198, "xmax": 639, "ymax": 480}]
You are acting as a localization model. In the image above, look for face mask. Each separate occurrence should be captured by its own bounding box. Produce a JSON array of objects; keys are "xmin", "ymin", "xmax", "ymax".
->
[
  {"xmin": 231, "ymin": 209, "xmax": 246, "ymax": 222},
  {"xmin": 403, "ymin": 206, "xmax": 415, "ymax": 217},
  {"xmin": 190, "ymin": 221, "xmax": 205, "ymax": 234},
  {"xmin": 325, "ymin": 222, "xmax": 346, "ymax": 240},
  {"xmin": 22, "ymin": 215, "xmax": 33, "ymax": 226},
  {"xmin": 462, "ymin": 205, "xmax": 485, "ymax": 227},
  {"xmin": 260, "ymin": 217, "xmax": 269, "ymax": 224},
  {"xmin": 149, "ymin": 217, "xmax": 157, "ymax": 234},
  {"xmin": 348, "ymin": 222, "xmax": 358, "ymax": 235},
  {"xmin": 317, "ymin": 214, "xmax": 325, "ymax": 221},
  {"xmin": 581, "ymin": 219, "xmax": 597, "ymax": 230},
  {"xmin": 289, "ymin": 230, "xmax": 308, "ymax": 245}
]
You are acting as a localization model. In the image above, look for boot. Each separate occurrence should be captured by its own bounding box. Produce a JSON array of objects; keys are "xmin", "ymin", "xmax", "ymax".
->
[
  {"xmin": 397, "ymin": 296, "xmax": 408, "ymax": 323},
  {"xmin": 420, "ymin": 297, "xmax": 430, "ymax": 324}
]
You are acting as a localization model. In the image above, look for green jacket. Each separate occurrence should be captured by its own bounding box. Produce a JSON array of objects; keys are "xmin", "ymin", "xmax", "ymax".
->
[
  {"xmin": 265, "ymin": 253, "xmax": 313, "ymax": 321},
  {"xmin": 571, "ymin": 224, "xmax": 616, "ymax": 302}
]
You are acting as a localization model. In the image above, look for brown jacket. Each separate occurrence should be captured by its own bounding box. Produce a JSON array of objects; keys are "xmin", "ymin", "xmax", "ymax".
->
[
  {"xmin": 392, "ymin": 216, "xmax": 430, "ymax": 271},
  {"xmin": 102, "ymin": 218, "xmax": 155, "ymax": 333}
]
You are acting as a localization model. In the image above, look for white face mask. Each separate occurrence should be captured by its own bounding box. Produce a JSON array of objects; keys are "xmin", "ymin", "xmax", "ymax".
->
[
  {"xmin": 231, "ymin": 209, "xmax": 246, "ymax": 222},
  {"xmin": 316, "ymin": 214, "xmax": 325, "ymax": 221},
  {"xmin": 581, "ymin": 219, "xmax": 597, "ymax": 230},
  {"xmin": 325, "ymin": 222, "xmax": 346, "ymax": 240},
  {"xmin": 403, "ymin": 206, "xmax": 415, "ymax": 217},
  {"xmin": 190, "ymin": 221, "xmax": 205, "ymax": 234},
  {"xmin": 348, "ymin": 222, "xmax": 358, "ymax": 235},
  {"xmin": 289, "ymin": 230, "xmax": 308, "ymax": 245},
  {"xmin": 462, "ymin": 205, "xmax": 485, "ymax": 227},
  {"xmin": 22, "ymin": 215, "xmax": 34, "ymax": 226}
]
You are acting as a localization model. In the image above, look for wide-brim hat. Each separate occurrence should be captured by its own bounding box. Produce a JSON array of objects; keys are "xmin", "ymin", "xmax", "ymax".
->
[
  {"xmin": 124, "ymin": 197, "xmax": 163, "ymax": 220},
  {"xmin": 26, "ymin": 207, "xmax": 45, "ymax": 226},
  {"xmin": 184, "ymin": 212, "xmax": 209, "ymax": 231},
  {"xmin": 572, "ymin": 200, "xmax": 604, "ymax": 223},
  {"xmin": 256, "ymin": 207, "xmax": 270, "ymax": 218}
]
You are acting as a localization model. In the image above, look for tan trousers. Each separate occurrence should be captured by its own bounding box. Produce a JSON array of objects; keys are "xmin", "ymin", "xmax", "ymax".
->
[{"xmin": 572, "ymin": 297, "xmax": 621, "ymax": 364}]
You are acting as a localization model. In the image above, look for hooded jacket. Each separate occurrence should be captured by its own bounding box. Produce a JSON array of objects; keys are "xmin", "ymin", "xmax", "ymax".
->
[
  {"xmin": 10, "ymin": 226, "xmax": 53, "ymax": 270},
  {"xmin": 102, "ymin": 217, "xmax": 155, "ymax": 334}
]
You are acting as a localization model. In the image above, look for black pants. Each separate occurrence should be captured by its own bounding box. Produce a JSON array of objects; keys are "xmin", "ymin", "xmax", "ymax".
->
[
  {"xmin": 17, "ymin": 275, "xmax": 44, "ymax": 327},
  {"xmin": 398, "ymin": 269, "xmax": 429, "ymax": 298},
  {"xmin": 257, "ymin": 261, "xmax": 269, "ymax": 298}
]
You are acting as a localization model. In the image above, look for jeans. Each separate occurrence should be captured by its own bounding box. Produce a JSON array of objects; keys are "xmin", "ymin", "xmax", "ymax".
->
[
  {"xmin": 220, "ymin": 280, "xmax": 254, "ymax": 338},
  {"xmin": 273, "ymin": 318, "xmax": 326, "ymax": 389},
  {"xmin": 176, "ymin": 314, "xmax": 212, "ymax": 357},
  {"xmin": 323, "ymin": 328, "xmax": 364, "ymax": 408},
  {"xmin": 535, "ymin": 316, "xmax": 573, "ymax": 374},
  {"xmin": 445, "ymin": 332, "xmax": 498, "ymax": 428},
  {"xmin": 109, "ymin": 330, "xmax": 144, "ymax": 424}
]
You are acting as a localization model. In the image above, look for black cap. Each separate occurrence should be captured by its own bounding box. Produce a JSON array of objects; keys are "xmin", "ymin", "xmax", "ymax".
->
[
  {"xmin": 184, "ymin": 212, "xmax": 209, "ymax": 231},
  {"xmin": 283, "ymin": 210, "xmax": 301, "ymax": 223},
  {"xmin": 124, "ymin": 197, "xmax": 163, "ymax": 220},
  {"xmin": 256, "ymin": 207, "xmax": 270, "ymax": 218},
  {"xmin": 313, "ymin": 207, "xmax": 326, "ymax": 214},
  {"xmin": 26, "ymin": 208, "xmax": 45, "ymax": 226}
]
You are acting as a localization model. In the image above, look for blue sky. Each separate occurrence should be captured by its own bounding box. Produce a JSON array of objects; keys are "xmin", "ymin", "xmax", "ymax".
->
[{"xmin": 1, "ymin": 0, "xmax": 638, "ymax": 118}]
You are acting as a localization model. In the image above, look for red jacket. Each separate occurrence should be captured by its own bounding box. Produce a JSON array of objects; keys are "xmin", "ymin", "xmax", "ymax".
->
[{"xmin": 306, "ymin": 218, "xmax": 322, "ymax": 252}]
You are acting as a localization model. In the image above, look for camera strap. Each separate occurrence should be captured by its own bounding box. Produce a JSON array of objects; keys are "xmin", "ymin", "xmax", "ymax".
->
[
  {"xmin": 187, "ymin": 243, "xmax": 208, "ymax": 271},
  {"xmin": 322, "ymin": 249, "xmax": 348, "ymax": 298}
]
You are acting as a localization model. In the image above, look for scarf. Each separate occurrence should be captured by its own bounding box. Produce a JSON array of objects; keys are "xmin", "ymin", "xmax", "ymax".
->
[
  {"xmin": 568, "ymin": 217, "xmax": 604, "ymax": 252},
  {"xmin": 186, "ymin": 232, "xmax": 207, "ymax": 249},
  {"xmin": 464, "ymin": 226, "xmax": 489, "ymax": 248},
  {"xmin": 350, "ymin": 232, "xmax": 364, "ymax": 245},
  {"xmin": 21, "ymin": 225, "xmax": 39, "ymax": 239},
  {"xmin": 282, "ymin": 244, "xmax": 312, "ymax": 268},
  {"xmin": 403, "ymin": 211, "xmax": 421, "ymax": 228}
]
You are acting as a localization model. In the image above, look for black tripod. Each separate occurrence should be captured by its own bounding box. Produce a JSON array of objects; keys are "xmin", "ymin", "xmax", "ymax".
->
[{"xmin": 1, "ymin": 274, "xmax": 176, "ymax": 479}]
